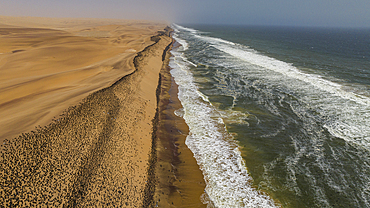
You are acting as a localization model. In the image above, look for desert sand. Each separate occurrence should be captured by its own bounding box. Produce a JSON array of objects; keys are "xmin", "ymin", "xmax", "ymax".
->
[
  {"xmin": 0, "ymin": 16, "xmax": 208, "ymax": 207},
  {"xmin": 0, "ymin": 16, "xmax": 167, "ymax": 143},
  {"xmin": 0, "ymin": 16, "xmax": 173, "ymax": 207}
]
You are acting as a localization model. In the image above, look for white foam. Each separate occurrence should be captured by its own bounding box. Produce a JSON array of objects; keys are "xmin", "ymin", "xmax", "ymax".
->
[
  {"xmin": 218, "ymin": 109, "xmax": 250, "ymax": 125},
  {"xmin": 170, "ymin": 32, "xmax": 277, "ymax": 207},
  {"xmin": 172, "ymin": 33, "xmax": 188, "ymax": 50},
  {"xmin": 174, "ymin": 108, "xmax": 185, "ymax": 118},
  {"xmin": 186, "ymin": 59, "xmax": 197, "ymax": 67},
  {"xmin": 194, "ymin": 34, "xmax": 236, "ymax": 46},
  {"xmin": 172, "ymin": 24, "xmax": 370, "ymax": 207},
  {"xmin": 172, "ymin": 23, "xmax": 198, "ymax": 34},
  {"xmin": 212, "ymin": 44, "xmax": 370, "ymax": 106},
  {"xmin": 187, "ymin": 30, "xmax": 370, "ymax": 149}
]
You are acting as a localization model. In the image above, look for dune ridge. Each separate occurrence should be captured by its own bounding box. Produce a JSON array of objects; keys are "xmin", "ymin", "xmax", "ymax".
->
[
  {"xmin": 0, "ymin": 16, "xmax": 166, "ymax": 143},
  {"xmin": 0, "ymin": 17, "xmax": 172, "ymax": 207}
]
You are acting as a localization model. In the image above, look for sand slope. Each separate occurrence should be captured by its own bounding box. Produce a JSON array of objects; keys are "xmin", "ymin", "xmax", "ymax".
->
[
  {"xmin": 0, "ymin": 23, "xmax": 173, "ymax": 207},
  {"xmin": 0, "ymin": 16, "xmax": 166, "ymax": 143}
]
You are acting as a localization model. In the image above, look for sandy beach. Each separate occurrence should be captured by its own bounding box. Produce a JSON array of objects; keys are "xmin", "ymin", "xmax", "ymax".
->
[
  {"xmin": 0, "ymin": 16, "xmax": 207, "ymax": 207},
  {"xmin": 152, "ymin": 43, "xmax": 208, "ymax": 207}
]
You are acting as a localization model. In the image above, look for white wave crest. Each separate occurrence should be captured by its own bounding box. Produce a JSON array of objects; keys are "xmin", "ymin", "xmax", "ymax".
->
[
  {"xmin": 169, "ymin": 31, "xmax": 278, "ymax": 207},
  {"xmin": 187, "ymin": 30, "xmax": 370, "ymax": 149},
  {"xmin": 194, "ymin": 34, "xmax": 236, "ymax": 46},
  {"xmin": 172, "ymin": 23, "xmax": 198, "ymax": 34},
  {"xmin": 212, "ymin": 43, "xmax": 370, "ymax": 106},
  {"xmin": 172, "ymin": 33, "xmax": 188, "ymax": 50}
]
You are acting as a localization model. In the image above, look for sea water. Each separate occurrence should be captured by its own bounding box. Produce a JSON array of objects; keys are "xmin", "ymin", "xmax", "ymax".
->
[{"xmin": 169, "ymin": 24, "xmax": 370, "ymax": 207}]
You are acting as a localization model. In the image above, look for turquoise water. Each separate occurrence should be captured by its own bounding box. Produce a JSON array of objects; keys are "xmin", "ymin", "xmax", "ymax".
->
[{"xmin": 170, "ymin": 24, "xmax": 370, "ymax": 207}]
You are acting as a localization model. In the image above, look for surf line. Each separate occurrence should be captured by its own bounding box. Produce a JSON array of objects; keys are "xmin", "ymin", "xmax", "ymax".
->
[{"xmin": 170, "ymin": 25, "xmax": 279, "ymax": 207}]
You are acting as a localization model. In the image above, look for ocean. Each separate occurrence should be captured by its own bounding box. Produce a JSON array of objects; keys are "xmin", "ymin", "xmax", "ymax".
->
[{"xmin": 169, "ymin": 24, "xmax": 370, "ymax": 207}]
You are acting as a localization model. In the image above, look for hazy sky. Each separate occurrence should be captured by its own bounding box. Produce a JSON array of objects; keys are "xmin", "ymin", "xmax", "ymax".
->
[{"xmin": 1, "ymin": 0, "xmax": 370, "ymax": 28}]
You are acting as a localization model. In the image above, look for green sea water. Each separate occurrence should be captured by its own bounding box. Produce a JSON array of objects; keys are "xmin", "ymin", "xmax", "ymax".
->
[{"xmin": 170, "ymin": 24, "xmax": 370, "ymax": 207}]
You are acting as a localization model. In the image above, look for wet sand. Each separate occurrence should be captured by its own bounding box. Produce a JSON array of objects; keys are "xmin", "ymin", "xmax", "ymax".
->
[{"xmin": 152, "ymin": 44, "xmax": 210, "ymax": 207}]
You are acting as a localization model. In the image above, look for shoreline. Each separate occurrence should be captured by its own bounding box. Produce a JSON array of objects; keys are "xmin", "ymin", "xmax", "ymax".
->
[
  {"xmin": 0, "ymin": 18, "xmax": 174, "ymax": 207},
  {"xmin": 152, "ymin": 42, "xmax": 209, "ymax": 207}
]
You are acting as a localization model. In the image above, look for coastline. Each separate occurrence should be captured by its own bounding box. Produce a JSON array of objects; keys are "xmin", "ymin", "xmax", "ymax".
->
[
  {"xmin": 152, "ymin": 42, "xmax": 209, "ymax": 207},
  {"xmin": 0, "ymin": 17, "xmax": 176, "ymax": 207}
]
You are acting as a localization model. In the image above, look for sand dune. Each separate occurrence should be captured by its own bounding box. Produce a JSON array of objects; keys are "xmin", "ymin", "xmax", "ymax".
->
[
  {"xmin": 0, "ymin": 16, "xmax": 209, "ymax": 207},
  {"xmin": 0, "ymin": 16, "xmax": 167, "ymax": 143},
  {"xmin": 0, "ymin": 16, "xmax": 173, "ymax": 207}
]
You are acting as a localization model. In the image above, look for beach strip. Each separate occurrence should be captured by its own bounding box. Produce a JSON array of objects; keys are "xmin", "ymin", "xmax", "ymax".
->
[{"xmin": 152, "ymin": 42, "xmax": 209, "ymax": 207}]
